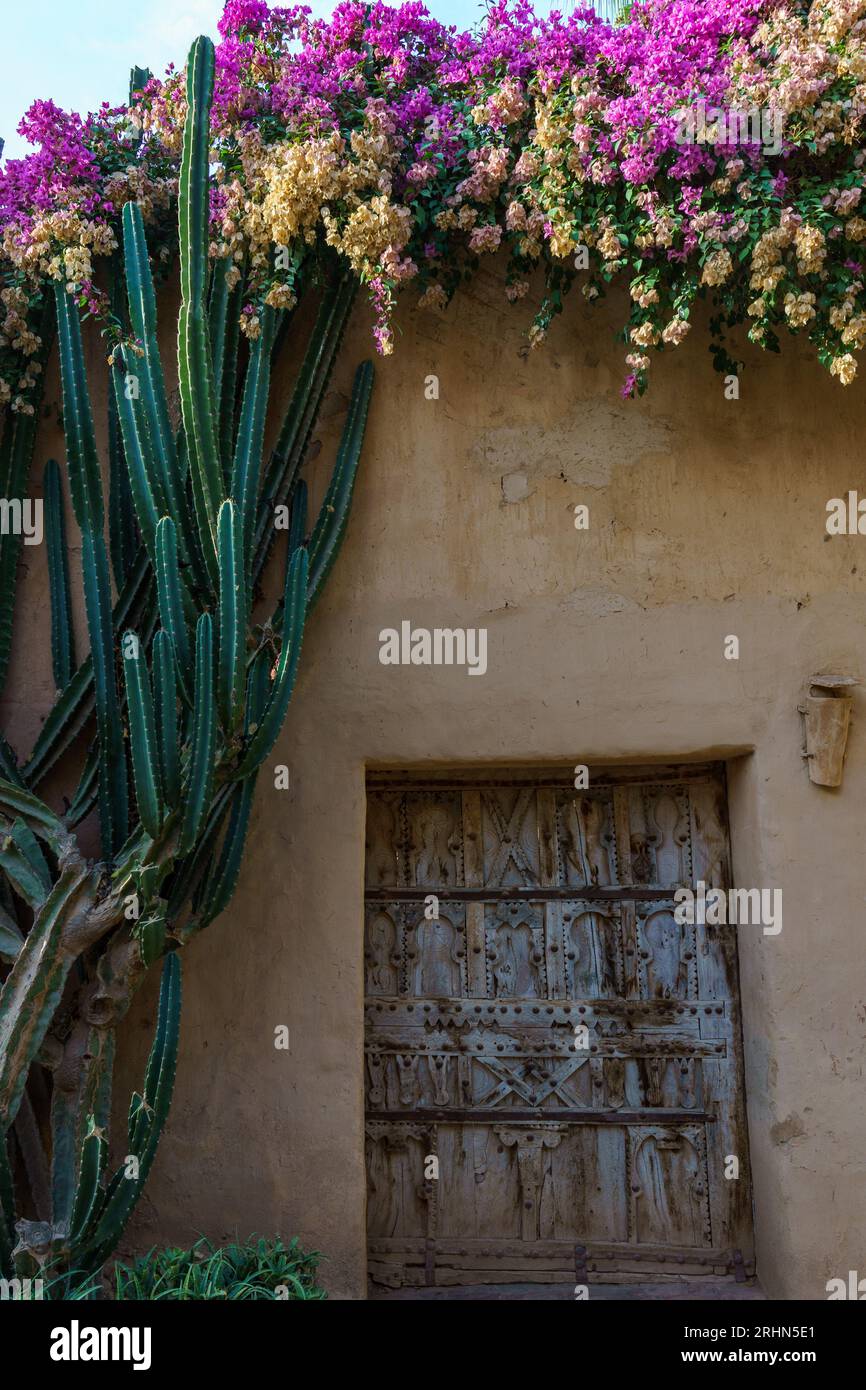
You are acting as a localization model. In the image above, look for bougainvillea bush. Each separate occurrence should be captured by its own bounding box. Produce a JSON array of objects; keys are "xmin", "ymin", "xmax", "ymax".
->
[{"xmin": 2, "ymin": 0, "xmax": 866, "ymax": 410}]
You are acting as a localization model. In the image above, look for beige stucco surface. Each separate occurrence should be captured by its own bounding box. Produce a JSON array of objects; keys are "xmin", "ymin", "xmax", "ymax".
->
[{"xmin": 3, "ymin": 264, "xmax": 865, "ymax": 1299}]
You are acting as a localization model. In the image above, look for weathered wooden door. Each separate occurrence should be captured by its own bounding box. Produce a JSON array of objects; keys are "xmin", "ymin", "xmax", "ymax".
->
[{"xmin": 364, "ymin": 765, "xmax": 754, "ymax": 1289}]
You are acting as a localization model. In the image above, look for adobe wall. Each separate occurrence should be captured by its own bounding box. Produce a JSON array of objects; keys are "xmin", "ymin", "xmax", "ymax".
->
[{"xmin": 5, "ymin": 264, "xmax": 865, "ymax": 1299}]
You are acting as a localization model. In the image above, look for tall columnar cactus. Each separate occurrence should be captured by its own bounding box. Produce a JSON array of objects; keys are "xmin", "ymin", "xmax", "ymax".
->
[{"xmin": 0, "ymin": 34, "xmax": 372, "ymax": 1294}]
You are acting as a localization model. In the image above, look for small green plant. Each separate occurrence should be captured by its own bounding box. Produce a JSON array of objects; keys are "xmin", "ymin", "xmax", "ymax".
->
[{"xmin": 113, "ymin": 1235, "xmax": 325, "ymax": 1301}]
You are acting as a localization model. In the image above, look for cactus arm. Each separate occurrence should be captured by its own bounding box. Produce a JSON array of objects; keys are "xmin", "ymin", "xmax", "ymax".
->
[
  {"xmin": 177, "ymin": 35, "xmax": 222, "ymax": 581},
  {"xmin": 22, "ymin": 660, "xmax": 95, "ymax": 788},
  {"xmin": 245, "ymin": 645, "xmax": 271, "ymax": 731},
  {"xmin": 7, "ymin": 818, "xmax": 51, "ymax": 895},
  {"xmin": 230, "ymin": 304, "xmax": 274, "ymax": 576},
  {"xmin": 184, "ymin": 649, "xmax": 269, "ymax": 938},
  {"xmin": 81, "ymin": 530, "xmax": 129, "ymax": 857},
  {"xmin": 166, "ymin": 785, "xmax": 232, "ymax": 920},
  {"xmin": 22, "ymin": 547, "xmax": 152, "ymax": 789},
  {"xmin": 50, "ymin": 1024, "xmax": 114, "ymax": 1230},
  {"xmin": 76, "ymin": 954, "xmax": 180, "ymax": 1270},
  {"xmin": 232, "ymin": 547, "xmax": 308, "ymax": 780},
  {"xmin": 111, "ymin": 355, "xmax": 165, "ymax": 562},
  {"xmin": 0, "ymin": 732, "xmax": 24, "ymax": 789},
  {"xmin": 0, "ymin": 861, "xmax": 90, "ymax": 1129},
  {"xmin": 123, "ymin": 201, "xmax": 178, "ymax": 486},
  {"xmin": 69, "ymin": 1118, "xmax": 109, "ymax": 1243},
  {"xmin": 209, "ymin": 256, "xmax": 243, "ymax": 479},
  {"xmin": 0, "ymin": 778, "xmax": 69, "ymax": 858},
  {"xmin": 129, "ymin": 65, "xmax": 151, "ymax": 102},
  {"xmin": 0, "ymin": 844, "xmax": 47, "ymax": 908},
  {"xmin": 122, "ymin": 630, "xmax": 164, "ymax": 839},
  {"xmin": 217, "ymin": 501, "xmax": 247, "ymax": 733},
  {"xmin": 252, "ymin": 276, "xmax": 356, "ymax": 583},
  {"xmin": 52, "ymin": 286, "xmax": 104, "ymax": 528},
  {"xmin": 142, "ymin": 953, "xmax": 180, "ymax": 1115},
  {"xmin": 269, "ymin": 302, "xmax": 295, "ymax": 369},
  {"xmin": 193, "ymin": 776, "xmax": 256, "ymax": 932},
  {"xmin": 153, "ymin": 630, "xmax": 180, "ymax": 807},
  {"xmin": 0, "ymin": 839, "xmax": 50, "ymax": 910},
  {"xmin": 67, "ymin": 577, "xmax": 157, "ymax": 832},
  {"xmin": 307, "ymin": 360, "xmax": 374, "ymax": 607},
  {"xmin": 44, "ymin": 459, "xmax": 76, "ymax": 691},
  {"xmin": 54, "ymin": 282, "xmax": 128, "ymax": 857},
  {"xmin": 0, "ymin": 865, "xmax": 18, "ymax": 916},
  {"xmin": 178, "ymin": 613, "xmax": 215, "ymax": 855},
  {"xmin": 155, "ymin": 516, "xmax": 192, "ymax": 706},
  {"xmin": 263, "ymin": 277, "xmax": 355, "ymax": 500},
  {"xmin": 123, "ymin": 203, "xmax": 209, "ymax": 597},
  {"xmin": 108, "ymin": 257, "xmax": 138, "ymax": 593},
  {"xmin": 269, "ymin": 484, "xmax": 309, "ymax": 632},
  {"xmin": 288, "ymin": 479, "xmax": 308, "ymax": 554},
  {"xmin": 136, "ymin": 906, "xmax": 167, "ymax": 969},
  {"xmin": 209, "ymin": 255, "xmax": 231, "ymax": 409},
  {"xmin": 67, "ymin": 743, "xmax": 99, "ymax": 829},
  {"xmin": 176, "ymin": 424, "xmax": 189, "ymax": 482},
  {"xmin": 108, "ymin": 380, "xmax": 138, "ymax": 591}
]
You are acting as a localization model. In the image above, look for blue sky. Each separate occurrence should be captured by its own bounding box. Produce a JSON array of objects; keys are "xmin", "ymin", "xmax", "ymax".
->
[{"xmin": 0, "ymin": 0, "xmax": 572, "ymax": 163}]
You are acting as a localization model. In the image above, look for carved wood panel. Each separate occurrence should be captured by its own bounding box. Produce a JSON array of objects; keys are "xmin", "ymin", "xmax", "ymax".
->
[{"xmin": 365, "ymin": 766, "xmax": 754, "ymax": 1288}]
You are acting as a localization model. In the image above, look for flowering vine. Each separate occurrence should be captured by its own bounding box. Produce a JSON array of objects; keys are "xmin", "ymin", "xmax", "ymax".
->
[{"xmin": 2, "ymin": 0, "xmax": 866, "ymax": 406}]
